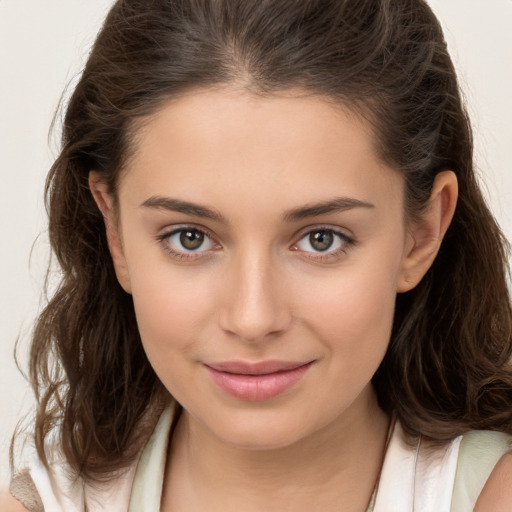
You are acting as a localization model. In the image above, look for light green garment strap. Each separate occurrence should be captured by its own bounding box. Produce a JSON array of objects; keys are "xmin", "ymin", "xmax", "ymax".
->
[
  {"xmin": 365, "ymin": 485, "xmax": 377, "ymax": 512},
  {"xmin": 128, "ymin": 404, "xmax": 177, "ymax": 512},
  {"xmin": 450, "ymin": 430, "xmax": 512, "ymax": 512}
]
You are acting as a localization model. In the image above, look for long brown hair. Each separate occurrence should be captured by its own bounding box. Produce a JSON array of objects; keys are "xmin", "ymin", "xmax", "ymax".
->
[{"xmin": 23, "ymin": 0, "xmax": 512, "ymax": 480}]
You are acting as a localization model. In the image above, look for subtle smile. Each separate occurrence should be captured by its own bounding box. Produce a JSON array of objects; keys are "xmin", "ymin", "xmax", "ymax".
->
[{"xmin": 204, "ymin": 360, "xmax": 315, "ymax": 401}]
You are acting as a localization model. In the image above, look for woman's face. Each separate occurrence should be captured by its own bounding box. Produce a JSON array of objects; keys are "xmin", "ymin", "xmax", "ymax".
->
[{"xmin": 105, "ymin": 88, "xmax": 418, "ymax": 449}]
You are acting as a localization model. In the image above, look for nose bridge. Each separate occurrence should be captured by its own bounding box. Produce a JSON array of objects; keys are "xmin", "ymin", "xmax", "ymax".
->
[{"xmin": 219, "ymin": 244, "xmax": 291, "ymax": 342}]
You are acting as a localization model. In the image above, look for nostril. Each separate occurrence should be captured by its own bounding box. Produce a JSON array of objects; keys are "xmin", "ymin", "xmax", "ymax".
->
[{"xmin": 218, "ymin": 301, "xmax": 292, "ymax": 343}]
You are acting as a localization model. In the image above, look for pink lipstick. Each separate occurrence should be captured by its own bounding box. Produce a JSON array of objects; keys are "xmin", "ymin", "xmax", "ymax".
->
[{"xmin": 204, "ymin": 360, "xmax": 314, "ymax": 401}]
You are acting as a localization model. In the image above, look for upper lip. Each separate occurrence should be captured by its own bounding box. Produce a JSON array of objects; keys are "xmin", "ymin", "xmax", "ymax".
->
[{"xmin": 205, "ymin": 360, "xmax": 313, "ymax": 375}]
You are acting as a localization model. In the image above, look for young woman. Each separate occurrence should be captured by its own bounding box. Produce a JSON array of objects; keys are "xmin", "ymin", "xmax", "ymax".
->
[{"xmin": 6, "ymin": 0, "xmax": 512, "ymax": 510}]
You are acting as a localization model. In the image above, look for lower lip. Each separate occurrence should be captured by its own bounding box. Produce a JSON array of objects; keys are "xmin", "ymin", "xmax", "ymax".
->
[{"xmin": 205, "ymin": 362, "xmax": 313, "ymax": 401}]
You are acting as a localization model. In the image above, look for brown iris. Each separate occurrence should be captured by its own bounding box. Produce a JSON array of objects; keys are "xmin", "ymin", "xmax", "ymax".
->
[
  {"xmin": 180, "ymin": 229, "xmax": 204, "ymax": 250},
  {"xmin": 309, "ymin": 230, "xmax": 334, "ymax": 251}
]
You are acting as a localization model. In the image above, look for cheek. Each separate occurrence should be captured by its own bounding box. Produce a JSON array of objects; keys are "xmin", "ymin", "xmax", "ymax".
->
[
  {"xmin": 128, "ymin": 264, "xmax": 218, "ymax": 361},
  {"xmin": 306, "ymin": 279, "xmax": 395, "ymax": 355},
  {"xmin": 128, "ymin": 269, "xmax": 220, "ymax": 402},
  {"xmin": 295, "ymin": 248, "xmax": 402, "ymax": 370}
]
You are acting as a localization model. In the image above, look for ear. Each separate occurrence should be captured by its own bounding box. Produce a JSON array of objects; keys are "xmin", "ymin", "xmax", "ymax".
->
[
  {"xmin": 89, "ymin": 172, "xmax": 132, "ymax": 294},
  {"xmin": 397, "ymin": 170, "xmax": 458, "ymax": 293}
]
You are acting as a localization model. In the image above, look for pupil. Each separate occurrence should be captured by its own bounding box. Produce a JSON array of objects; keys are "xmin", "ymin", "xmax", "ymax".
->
[
  {"xmin": 310, "ymin": 230, "xmax": 333, "ymax": 251},
  {"xmin": 180, "ymin": 230, "xmax": 204, "ymax": 250}
]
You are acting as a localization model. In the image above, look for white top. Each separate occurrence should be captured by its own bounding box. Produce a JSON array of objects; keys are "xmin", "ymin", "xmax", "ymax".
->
[{"xmin": 10, "ymin": 403, "xmax": 512, "ymax": 512}]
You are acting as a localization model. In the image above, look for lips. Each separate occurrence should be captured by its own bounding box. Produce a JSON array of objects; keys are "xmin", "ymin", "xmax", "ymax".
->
[{"xmin": 204, "ymin": 360, "xmax": 314, "ymax": 401}]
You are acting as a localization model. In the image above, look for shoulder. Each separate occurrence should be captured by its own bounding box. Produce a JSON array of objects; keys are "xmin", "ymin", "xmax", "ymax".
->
[
  {"xmin": 452, "ymin": 429, "xmax": 512, "ymax": 512},
  {"xmin": 377, "ymin": 422, "xmax": 512, "ymax": 512},
  {"xmin": 474, "ymin": 452, "xmax": 512, "ymax": 511},
  {"xmin": 9, "ymin": 403, "xmax": 176, "ymax": 512},
  {"xmin": 9, "ymin": 437, "xmax": 136, "ymax": 512},
  {"xmin": 0, "ymin": 491, "xmax": 30, "ymax": 512}
]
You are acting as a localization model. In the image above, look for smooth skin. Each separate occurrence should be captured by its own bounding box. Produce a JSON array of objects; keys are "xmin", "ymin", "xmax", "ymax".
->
[
  {"xmin": 5, "ymin": 87, "xmax": 510, "ymax": 511},
  {"xmin": 0, "ymin": 492, "xmax": 29, "ymax": 512},
  {"xmin": 90, "ymin": 87, "xmax": 460, "ymax": 512}
]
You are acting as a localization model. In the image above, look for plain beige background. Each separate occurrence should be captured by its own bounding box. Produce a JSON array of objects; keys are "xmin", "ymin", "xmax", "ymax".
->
[{"xmin": 1, "ymin": 0, "xmax": 511, "ymax": 488}]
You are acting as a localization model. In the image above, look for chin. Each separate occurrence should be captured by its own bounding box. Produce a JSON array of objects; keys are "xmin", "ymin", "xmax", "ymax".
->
[
  {"xmin": 200, "ymin": 409, "xmax": 322, "ymax": 451},
  {"xmin": 219, "ymin": 429, "xmax": 307, "ymax": 452}
]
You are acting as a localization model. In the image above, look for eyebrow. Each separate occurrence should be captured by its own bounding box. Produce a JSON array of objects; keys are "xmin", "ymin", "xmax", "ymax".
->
[
  {"xmin": 282, "ymin": 197, "xmax": 375, "ymax": 222},
  {"xmin": 140, "ymin": 195, "xmax": 374, "ymax": 223},
  {"xmin": 141, "ymin": 196, "xmax": 226, "ymax": 222}
]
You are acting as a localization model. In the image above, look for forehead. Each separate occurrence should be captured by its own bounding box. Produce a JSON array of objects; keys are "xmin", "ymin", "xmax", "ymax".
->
[
  {"xmin": 130, "ymin": 87, "xmax": 376, "ymax": 164},
  {"xmin": 120, "ymin": 87, "xmax": 404, "ymax": 217}
]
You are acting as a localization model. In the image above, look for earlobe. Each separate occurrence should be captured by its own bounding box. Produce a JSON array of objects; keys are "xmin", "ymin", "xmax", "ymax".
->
[
  {"xmin": 397, "ymin": 171, "xmax": 458, "ymax": 293},
  {"xmin": 89, "ymin": 172, "xmax": 132, "ymax": 294}
]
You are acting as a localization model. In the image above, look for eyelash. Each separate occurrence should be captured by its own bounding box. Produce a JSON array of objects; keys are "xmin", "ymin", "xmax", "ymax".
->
[
  {"xmin": 156, "ymin": 225, "xmax": 355, "ymax": 263},
  {"xmin": 292, "ymin": 226, "xmax": 355, "ymax": 263},
  {"xmin": 156, "ymin": 225, "xmax": 220, "ymax": 261}
]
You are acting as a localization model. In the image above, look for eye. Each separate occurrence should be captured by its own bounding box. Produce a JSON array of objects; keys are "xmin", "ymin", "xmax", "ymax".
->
[
  {"xmin": 157, "ymin": 226, "xmax": 219, "ymax": 259},
  {"xmin": 173, "ymin": 229, "xmax": 209, "ymax": 251},
  {"xmin": 293, "ymin": 228, "xmax": 354, "ymax": 258}
]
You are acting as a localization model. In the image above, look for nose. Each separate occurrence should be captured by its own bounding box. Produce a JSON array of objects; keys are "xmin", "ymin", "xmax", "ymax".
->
[{"xmin": 218, "ymin": 249, "xmax": 292, "ymax": 343}]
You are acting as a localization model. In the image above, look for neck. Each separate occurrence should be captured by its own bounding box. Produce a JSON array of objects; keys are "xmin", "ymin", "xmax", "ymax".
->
[{"xmin": 163, "ymin": 387, "xmax": 389, "ymax": 512}]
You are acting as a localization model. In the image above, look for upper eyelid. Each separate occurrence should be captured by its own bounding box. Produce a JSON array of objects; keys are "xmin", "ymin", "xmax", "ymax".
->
[
  {"xmin": 294, "ymin": 230, "xmax": 352, "ymax": 248},
  {"xmin": 293, "ymin": 228, "xmax": 355, "ymax": 262},
  {"xmin": 157, "ymin": 226, "xmax": 220, "ymax": 260},
  {"xmin": 156, "ymin": 225, "xmax": 220, "ymax": 256},
  {"xmin": 156, "ymin": 224, "xmax": 354, "ymax": 248},
  {"xmin": 293, "ymin": 224, "xmax": 354, "ymax": 241},
  {"xmin": 158, "ymin": 224, "xmax": 217, "ymax": 240}
]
